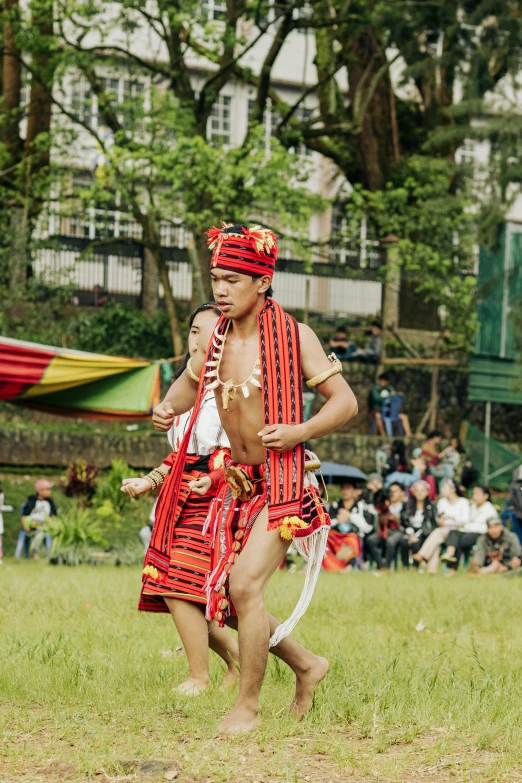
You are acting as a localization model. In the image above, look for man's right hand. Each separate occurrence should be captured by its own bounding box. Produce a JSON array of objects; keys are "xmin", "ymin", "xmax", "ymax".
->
[{"xmin": 152, "ymin": 401, "xmax": 175, "ymax": 431}]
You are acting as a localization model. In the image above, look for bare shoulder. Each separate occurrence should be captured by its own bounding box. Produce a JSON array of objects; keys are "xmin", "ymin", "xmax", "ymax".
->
[
  {"xmin": 297, "ymin": 322, "xmax": 322, "ymax": 347},
  {"xmin": 198, "ymin": 319, "xmax": 217, "ymax": 353}
]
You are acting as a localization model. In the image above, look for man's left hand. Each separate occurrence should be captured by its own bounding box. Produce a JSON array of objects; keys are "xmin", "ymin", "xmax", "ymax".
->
[{"xmin": 258, "ymin": 423, "xmax": 306, "ymax": 452}]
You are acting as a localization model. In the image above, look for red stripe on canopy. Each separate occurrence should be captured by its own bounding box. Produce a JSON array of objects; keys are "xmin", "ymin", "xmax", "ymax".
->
[{"xmin": 0, "ymin": 343, "xmax": 56, "ymax": 399}]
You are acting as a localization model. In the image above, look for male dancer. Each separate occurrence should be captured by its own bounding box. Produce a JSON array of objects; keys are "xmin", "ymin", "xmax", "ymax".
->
[{"xmin": 151, "ymin": 223, "xmax": 358, "ymax": 733}]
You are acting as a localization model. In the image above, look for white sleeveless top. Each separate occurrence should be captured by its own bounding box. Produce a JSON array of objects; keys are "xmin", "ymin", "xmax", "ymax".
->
[{"xmin": 167, "ymin": 391, "xmax": 229, "ymax": 455}]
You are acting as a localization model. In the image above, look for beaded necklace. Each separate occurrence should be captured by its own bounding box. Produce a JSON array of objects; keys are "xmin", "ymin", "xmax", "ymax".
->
[{"xmin": 204, "ymin": 322, "xmax": 261, "ymax": 411}]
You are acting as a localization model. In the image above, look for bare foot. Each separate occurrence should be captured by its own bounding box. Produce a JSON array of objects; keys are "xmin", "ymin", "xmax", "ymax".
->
[
  {"xmin": 218, "ymin": 666, "xmax": 240, "ymax": 692},
  {"xmin": 174, "ymin": 676, "xmax": 210, "ymax": 696},
  {"xmin": 413, "ymin": 553, "xmax": 426, "ymax": 565},
  {"xmin": 289, "ymin": 655, "xmax": 329, "ymax": 720},
  {"xmin": 215, "ymin": 705, "xmax": 260, "ymax": 736}
]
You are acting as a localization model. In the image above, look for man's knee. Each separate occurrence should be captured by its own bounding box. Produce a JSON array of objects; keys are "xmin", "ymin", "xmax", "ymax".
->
[{"xmin": 229, "ymin": 569, "xmax": 263, "ymax": 611}]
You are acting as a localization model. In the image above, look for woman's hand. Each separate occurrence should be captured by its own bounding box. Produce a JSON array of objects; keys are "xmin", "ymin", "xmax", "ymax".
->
[
  {"xmin": 121, "ymin": 478, "xmax": 151, "ymax": 498},
  {"xmin": 189, "ymin": 476, "xmax": 212, "ymax": 496}
]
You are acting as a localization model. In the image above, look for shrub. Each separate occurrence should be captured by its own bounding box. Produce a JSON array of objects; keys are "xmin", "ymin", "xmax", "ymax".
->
[
  {"xmin": 96, "ymin": 459, "xmax": 141, "ymax": 514},
  {"xmin": 62, "ymin": 460, "xmax": 99, "ymax": 503},
  {"xmin": 45, "ymin": 508, "xmax": 108, "ymax": 565}
]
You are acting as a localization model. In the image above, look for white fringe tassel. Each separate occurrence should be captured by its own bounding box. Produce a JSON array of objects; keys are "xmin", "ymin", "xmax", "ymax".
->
[{"xmin": 268, "ymin": 525, "xmax": 329, "ymax": 648}]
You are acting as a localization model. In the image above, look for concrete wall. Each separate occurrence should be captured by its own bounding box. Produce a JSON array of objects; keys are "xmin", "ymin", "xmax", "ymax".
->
[{"xmin": 0, "ymin": 427, "xmax": 421, "ymax": 473}]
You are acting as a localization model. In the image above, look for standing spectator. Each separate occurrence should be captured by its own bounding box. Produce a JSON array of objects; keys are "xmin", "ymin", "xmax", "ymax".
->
[
  {"xmin": 328, "ymin": 325, "xmax": 357, "ymax": 360},
  {"xmin": 346, "ymin": 320, "xmax": 383, "ymax": 363},
  {"xmin": 0, "ymin": 481, "xmax": 13, "ymax": 565},
  {"xmin": 501, "ymin": 466, "xmax": 522, "ymax": 544},
  {"xmin": 365, "ymin": 484, "xmax": 406, "ymax": 572},
  {"xmin": 413, "ymin": 479, "xmax": 470, "ymax": 573},
  {"xmin": 369, "ymin": 373, "xmax": 395, "ymax": 437},
  {"xmin": 469, "ymin": 518, "xmax": 522, "ymax": 575},
  {"xmin": 400, "ymin": 480, "xmax": 437, "ymax": 568},
  {"xmin": 441, "ymin": 485, "xmax": 497, "ymax": 571},
  {"xmin": 441, "ymin": 435, "xmax": 465, "ymax": 483},
  {"xmin": 15, "ymin": 480, "xmax": 57, "ymax": 560},
  {"xmin": 323, "ymin": 482, "xmax": 373, "ymax": 570}
]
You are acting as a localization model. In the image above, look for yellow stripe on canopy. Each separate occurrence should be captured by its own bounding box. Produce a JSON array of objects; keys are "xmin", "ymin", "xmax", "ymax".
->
[{"xmin": 20, "ymin": 352, "xmax": 151, "ymax": 398}]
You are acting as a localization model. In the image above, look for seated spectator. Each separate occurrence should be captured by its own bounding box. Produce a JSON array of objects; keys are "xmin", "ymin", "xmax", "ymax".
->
[
  {"xmin": 469, "ymin": 517, "xmax": 522, "ymax": 575},
  {"xmin": 421, "ymin": 430, "xmax": 455, "ymax": 484},
  {"xmin": 365, "ymin": 484, "xmax": 406, "ymax": 573},
  {"xmin": 441, "ymin": 485, "xmax": 497, "ymax": 572},
  {"xmin": 400, "ymin": 480, "xmax": 437, "ymax": 568},
  {"xmin": 501, "ymin": 466, "xmax": 522, "ymax": 545},
  {"xmin": 460, "ymin": 459, "xmax": 479, "ymax": 492},
  {"xmin": 324, "ymin": 482, "xmax": 373, "ymax": 571},
  {"xmin": 0, "ymin": 480, "xmax": 13, "ymax": 565},
  {"xmin": 410, "ymin": 457, "xmax": 437, "ymax": 501},
  {"xmin": 328, "ymin": 325, "xmax": 357, "ymax": 360},
  {"xmin": 413, "ymin": 479, "xmax": 470, "ymax": 574},
  {"xmin": 15, "ymin": 479, "xmax": 57, "ymax": 560},
  {"xmin": 345, "ymin": 320, "xmax": 383, "ymax": 363}
]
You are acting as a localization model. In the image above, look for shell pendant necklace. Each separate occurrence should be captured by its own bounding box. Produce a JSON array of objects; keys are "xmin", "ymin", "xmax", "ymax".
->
[{"xmin": 204, "ymin": 321, "xmax": 261, "ymax": 411}]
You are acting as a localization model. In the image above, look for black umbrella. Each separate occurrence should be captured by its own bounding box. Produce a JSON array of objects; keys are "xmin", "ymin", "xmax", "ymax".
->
[{"xmin": 317, "ymin": 462, "xmax": 368, "ymax": 484}]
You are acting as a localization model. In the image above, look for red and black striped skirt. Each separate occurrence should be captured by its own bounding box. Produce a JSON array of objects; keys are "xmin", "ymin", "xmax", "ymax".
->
[{"xmin": 139, "ymin": 463, "xmax": 217, "ymax": 613}]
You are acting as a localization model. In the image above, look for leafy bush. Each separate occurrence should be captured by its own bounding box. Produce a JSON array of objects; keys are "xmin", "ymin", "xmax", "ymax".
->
[
  {"xmin": 68, "ymin": 303, "xmax": 177, "ymax": 359},
  {"xmin": 62, "ymin": 459, "xmax": 99, "ymax": 503},
  {"xmin": 96, "ymin": 459, "xmax": 141, "ymax": 514},
  {"xmin": 45, "ymin": 508, "xmax": 108, "ymax": 565}
]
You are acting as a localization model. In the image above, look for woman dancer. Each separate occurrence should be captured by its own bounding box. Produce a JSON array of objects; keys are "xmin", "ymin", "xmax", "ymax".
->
[{"xmin": 121, "ymin": 304, "xmax": 239, "ymax": 695}]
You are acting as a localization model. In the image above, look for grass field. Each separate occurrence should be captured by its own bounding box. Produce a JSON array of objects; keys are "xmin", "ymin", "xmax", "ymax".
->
[{"xmin": 2, "ymin": 564, "xmax": 522, "ymax": 783}]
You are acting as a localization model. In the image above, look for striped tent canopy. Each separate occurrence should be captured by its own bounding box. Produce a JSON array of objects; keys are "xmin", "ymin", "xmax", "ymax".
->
[{"xmin": 0, "ymin": 336, "xmax": 161, "ymax": 420}]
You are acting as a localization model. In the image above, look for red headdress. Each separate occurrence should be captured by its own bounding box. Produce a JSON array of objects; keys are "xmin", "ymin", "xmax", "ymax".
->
[{"xmin": 206, "ymin": 222, "xmax": 278, "ymax": 279}]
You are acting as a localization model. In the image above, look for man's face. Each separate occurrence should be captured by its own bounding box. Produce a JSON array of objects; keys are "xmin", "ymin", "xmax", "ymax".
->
[
  {"xmin": 432, "ymin": 435, "xmax": 441, "ymax": 445},
  {"xmin": 341, "ymin": 483, "xmax": 356, "ymax": 501},
  {"xmin": 389, "ymin": 484, "xmax": 405, "ymax": 504},
  {"xmin": 336, "ymin": 330, "xmax": 346, "ymax": 340},
  {"xmin": 37, "ymin": 484, "xmax": 52, "ymax": 499},
  {"xmin": 211, "ymin": 268, "xmax": 271, "ymax": 319},
  {"xmin": 488, "ymin": 523, "xmax": 503, "ymax": 540},
  {"xmin": 371, "ymin": 325, "xmax": 382, "ymax": 336},
  {"xmin": 378, "ymin": 378, "xmax": 389, "ymax": 388}
]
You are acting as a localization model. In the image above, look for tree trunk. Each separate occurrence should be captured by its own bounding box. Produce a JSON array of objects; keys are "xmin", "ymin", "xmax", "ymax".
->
[
  {"xmin": 346, "ymin": 27, "xmax": 399, "ymax": 191},
  {"xmin": 193, "ymin": 230, "xmax": 213, "ymax": 302},
  {"xmin": 141, "ymin": 247, "xmax": 159, "ymax": 314},
  {"xmin": 1, "ymin": 0, "xmax": 22, "ymax": 162},
  {"xmin": 25, "ymin": 0, "xmax": 54, "ymax": 172},
  {"xmin": 156, "ymin": 249, "xmax": 184, "ymax": 356},
  {"xmin": 9, "ymin": 199, "xmax": 28, "ymax": 288},
  {"xmin": 187, "ymin": 236, "xmax": 207, "ymax": 309}
]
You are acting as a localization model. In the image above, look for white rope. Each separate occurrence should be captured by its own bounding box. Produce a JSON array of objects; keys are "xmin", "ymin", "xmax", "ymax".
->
[{"xmin": 268, "ymin": 525, "xmax": 329, "ymax": 648}]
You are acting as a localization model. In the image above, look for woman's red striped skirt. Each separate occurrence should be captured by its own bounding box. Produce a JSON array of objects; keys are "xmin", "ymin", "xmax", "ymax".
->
[{"xmin": 139, "ymin": 465, "xmax": 217, "ymax": 613}]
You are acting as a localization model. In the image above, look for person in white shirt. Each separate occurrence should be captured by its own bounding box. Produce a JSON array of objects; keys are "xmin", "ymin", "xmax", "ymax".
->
[
  {"xmin": 413, "ymin": 479, "xmax": 470, "ymax": 573},
  {"xmin": 441, "ymin": 485, "xmax": 497, "ymax": 572}
]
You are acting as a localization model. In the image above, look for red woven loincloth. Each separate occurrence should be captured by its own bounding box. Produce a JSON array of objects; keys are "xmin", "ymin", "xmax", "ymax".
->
[{"xmin": 204, "ymin": 458, "xmax": 330, "ymax": 626}]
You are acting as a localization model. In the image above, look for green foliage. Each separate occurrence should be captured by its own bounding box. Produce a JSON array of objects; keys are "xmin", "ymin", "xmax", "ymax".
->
[
  {"xmin": 346, "ymin": 157, "xmax": 478, "ymax": 350},
  {"xmin": 45, "ymin": 508, "xmax": 108, "ymax": 565},
  {"xmin": 95, "ymin": 459, "xmax": 140, "ymax": 514},
  {"xmin": 68, "ymin": 303, "xmax": 176, "ymax": 359}
]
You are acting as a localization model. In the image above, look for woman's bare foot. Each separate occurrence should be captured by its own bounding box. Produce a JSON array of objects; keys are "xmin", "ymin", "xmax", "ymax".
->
[
  {"xmin": 289, "ymin": 655, "xmax": 329, "ymax": 719},
  {"xmin": 215, "ymin": 705, "xmax": 261, "ymax": 736},
  {"xmin": 174, "ymin": 676, "xmax": 210, "ymax": 696},
  {"xmin": 218, "ymin": 666, "xmax": 240, "ymax": 693}
]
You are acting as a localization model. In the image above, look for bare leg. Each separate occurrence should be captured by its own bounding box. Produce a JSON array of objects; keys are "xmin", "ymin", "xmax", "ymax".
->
[
  {"xmin": 399, "ymin": 413, "xmax": 412, "ymax": 438},
  {"xmin": 164, "ymin": 598, "xmax": 211, "ymax": 694},
  {"xmin": 374, "ymin": 411, "xmax": 385, "ymax": 437},
  {"xmin": 217, "ymin": 506, "xmax": 328, "ymax": 735},
  {"xmin": 208, "ymin": 624, "xmax": 240, "ymax": 691}
]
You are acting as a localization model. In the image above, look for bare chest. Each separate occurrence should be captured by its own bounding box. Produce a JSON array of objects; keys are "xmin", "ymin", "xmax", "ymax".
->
[{"xmin": 216, "ymin": 341, "xmax": 261, "ymax": 411}]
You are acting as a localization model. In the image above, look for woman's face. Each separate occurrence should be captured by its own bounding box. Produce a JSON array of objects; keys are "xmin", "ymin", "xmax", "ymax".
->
[
  {"xmin": 450, "ymin": 437, "xmax": 458, "ymax": 449},
  {"xmin": 472, "ymin": 486, "xmax": 488, "ymax": 507},
  {"xmin": 441, "ymin": 481, "xmax": 454, "ymax": 499},
  {"xmin": 412, "ymin": 483, "xmax": 429, "ymax": 502},
  {"xmin": 188, "ymin": 309, "xmax": 219, "ymax": 356}
]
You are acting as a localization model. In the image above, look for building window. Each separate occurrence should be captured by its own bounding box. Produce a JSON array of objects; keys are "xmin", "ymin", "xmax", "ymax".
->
[
  {"xmin": 330, "ymin": 204, "xmax": 384, "ymax": 269},
  {"xmin": 209, "ymin": 95, "xmax": 232, "ymax": 145},
  {"xmin": 456, "ymin": 139, "xmax": 476, "ymax": 166},
  {"xmin": 202, "ymin": 0, "xmax": 227, "ymax": 20},
  {"xmin": 71, "ymin": 77, "xmax": 93, "ymax": 126},
  {"xmin": 290, "ymin": 107, "xmax": 313, "ymax": 157}
]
